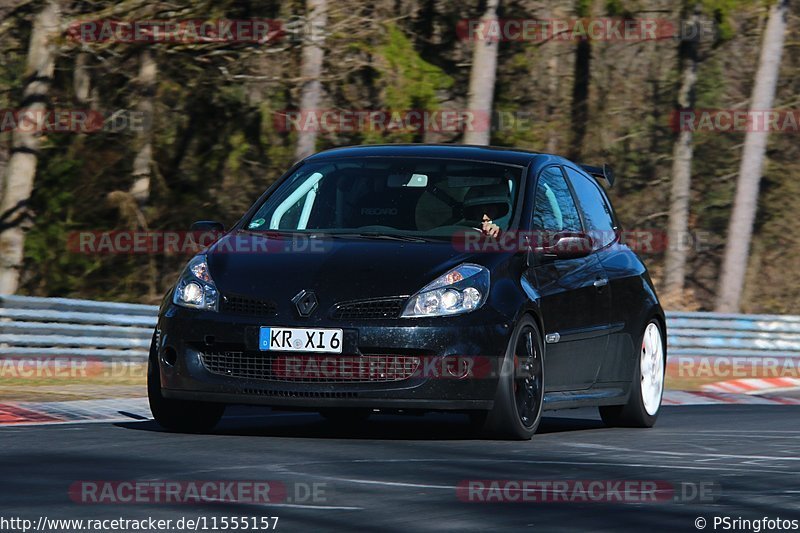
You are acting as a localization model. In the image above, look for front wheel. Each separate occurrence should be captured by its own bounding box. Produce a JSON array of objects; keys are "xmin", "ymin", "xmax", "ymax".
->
[
  {"xmin": 147, "ymin": 335, "xmax": 225, "ymax": 433},
  {"xmin": 480, "ymin": 316, "xmax": 545, "ymax": 440},
  {"xmin": 600, "ymin": 319, "xmax": 665, "ymax": 427}
]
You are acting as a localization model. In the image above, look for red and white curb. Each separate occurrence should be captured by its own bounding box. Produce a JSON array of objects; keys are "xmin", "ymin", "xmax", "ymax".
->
[
  {"xmin": 701, "ymin": 377, "xmax": 800, "ymax": 395},
  {"xmin": 663, "ymin": 389, "xmax": 800, "ymax": 406}
]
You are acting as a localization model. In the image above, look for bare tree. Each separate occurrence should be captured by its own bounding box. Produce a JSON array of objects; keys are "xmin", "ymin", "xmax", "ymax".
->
[
  {"xmin": 715, "ymin": 0, "xmax": 789, "ymax": 313},
  {"xmin": 295, "ymin": 0, "xmax": 328, "ymax": 160},
  {"xmin": 0, "ymin": 142, "xmax": 7, "ymax": 206},
  {"xmin": 463, "ymin": 0, "xmax": 500, "ymax": 146},
  {"xmin": 130, "ymin": 49, "xmax": 157, "ymax": 204},
  {"xmin": 567, "ymin": 0, "xmax": 591, "ymax": 160},
  {"xmin": 73, "ymin": 52, "xmax": 91, "ymax": 103},
  {"xmin": 545, "ymin": 53, "xmax": 560, "ymax": 153},
  {"xmin": 663, "ymin": 7, "xmax": 700, "ymax": 295},
  {"xmin": 0, "ymin": 0, "xmax": 60, "ymax": 294}
]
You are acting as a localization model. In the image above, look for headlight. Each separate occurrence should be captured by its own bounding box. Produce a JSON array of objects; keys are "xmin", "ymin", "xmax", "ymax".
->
[
  {"xmin": 173, "ymin": 255, "xmax": 219, "ymax": 311},
  {"xmin": 401, "ymin": 263, "xmax": 489, "ymax": 318}
]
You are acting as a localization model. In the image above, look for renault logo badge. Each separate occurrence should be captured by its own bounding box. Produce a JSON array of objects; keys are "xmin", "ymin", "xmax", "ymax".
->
[{"xmin": 292, "ymin": 290, "xmax": 318, "ymax": 317}]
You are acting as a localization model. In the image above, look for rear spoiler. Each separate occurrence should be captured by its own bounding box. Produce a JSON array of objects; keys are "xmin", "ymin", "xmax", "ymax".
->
[{"xmin": 579, "ymin": 164, "xmax": 615, "ymax": 188}]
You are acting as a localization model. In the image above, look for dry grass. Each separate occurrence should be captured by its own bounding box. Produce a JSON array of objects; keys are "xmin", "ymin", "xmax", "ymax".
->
[
  {"xmin": 658, "ymin": 287, "xmax": 704, "ymax": 312},
  {"xmin": 0, "ymin": 363, "xmax": 147, "ymax": 402}
]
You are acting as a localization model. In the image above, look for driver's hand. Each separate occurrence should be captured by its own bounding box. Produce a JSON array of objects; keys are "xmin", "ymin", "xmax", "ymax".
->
[{"xmin": 481, "ymin": 220, "xmax": 501, "ymax": 238}]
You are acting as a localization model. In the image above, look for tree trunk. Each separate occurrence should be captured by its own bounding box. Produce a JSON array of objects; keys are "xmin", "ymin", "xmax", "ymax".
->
[
  {"xmin": 463, "ymin": 0, "xmax": 500, "ymax": 146},
  {"xmin": 567, "ymin": 0, "xmax": 592, "ymax": 161},
  {"xmin": 0, "ymin": 136, "xmax": 8, "ymax": 204},
  {"xmin": 715, "ymin": 0, "xmax": 789, "ymax": 313},
  {"xmin": 74, "ymin": 52, "xmax": 91, "ymax": 104},
  {"xmin": 130, "ymin": 49, "xmax": 157, "ymax": 204},
  {"xmin": 545, "ymin": 54, "xmax": 559, "ymax": 153},
  {"xmin": 0, "ymin": 0, "xmax": 60, "ymax": 294},
  {"xmin": 295, "ymin": 0, "xmax": 328, "ymax": 161},
  {"xmin": 663, "ymin": 9, "xmax": 700, "ymax": 295}
]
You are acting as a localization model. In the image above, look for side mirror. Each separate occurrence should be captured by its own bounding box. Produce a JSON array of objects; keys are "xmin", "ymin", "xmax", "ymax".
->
[
  {"xmin": 191, "ymin": 220, "xmax": 225, "ymax": 232},
  {"xmin": 533, "ymin": 232, "xmax": 593, "ymax": 261}
]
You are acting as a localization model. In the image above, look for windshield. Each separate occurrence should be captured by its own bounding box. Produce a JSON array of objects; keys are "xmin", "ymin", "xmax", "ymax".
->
[{"xmin": 246, "ymin": 157, "xmax": 524, "ymax": 237}]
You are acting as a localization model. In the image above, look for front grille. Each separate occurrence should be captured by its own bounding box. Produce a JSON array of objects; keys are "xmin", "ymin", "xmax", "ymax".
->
[
  {"xmin": 241, "ymin": 389, "xmax": 359, "ymax": 399},
  {"xmin": 331, "ymin": 297, "xmax": 406, "ymax": 320},
  {"xmin": 219, "ymin": 294, "xmax": 277, "ymax": 317},
  {"xmin": 200, "ymin": 351, "xmax": 420, "ymax": 383}
]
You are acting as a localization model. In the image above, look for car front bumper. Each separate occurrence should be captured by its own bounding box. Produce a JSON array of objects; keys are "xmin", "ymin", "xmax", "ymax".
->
[{"xmin": 155, "ymin": 305, "xmax": 513, "ymax": 411}]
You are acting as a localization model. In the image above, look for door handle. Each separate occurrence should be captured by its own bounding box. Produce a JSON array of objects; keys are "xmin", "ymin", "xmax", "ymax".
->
[{"xmin": 593, "ymin": 278, "xmax": 608, "ymax": 289}]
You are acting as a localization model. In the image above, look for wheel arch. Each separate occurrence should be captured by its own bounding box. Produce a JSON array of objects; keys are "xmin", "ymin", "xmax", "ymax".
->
[{"xmin": 514, "ymin": 305, "xmax": 545, "ymax": 347}]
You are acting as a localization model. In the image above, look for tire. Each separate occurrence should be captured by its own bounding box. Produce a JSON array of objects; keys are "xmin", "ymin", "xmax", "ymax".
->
[
  {"xmin": 318, "ymin": 408, "xmax": 371, "ymax": 423},
  {"xmin": 599, "ymin": 319, "xmax": 665, "ymax": 428},
  {"xmin": 147, "ymin": 335, "xmax": 225, "ymax": 433},
  {"xmin": 480, "ymin": 316, "xmax": 545, "ymax": 440}
]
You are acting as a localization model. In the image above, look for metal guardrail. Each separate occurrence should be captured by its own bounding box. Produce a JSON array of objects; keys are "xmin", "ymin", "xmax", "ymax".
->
[
  {"xmin": 1, "ymin": 295, "xmax": 799, "ymax": 361},
  {"xmin": 666, "ymin": 311, "xmax": 800, "ymax": 359},
  {"xmin": 0, "ymin": 295, "xmax": 157, "ymax": 360}
]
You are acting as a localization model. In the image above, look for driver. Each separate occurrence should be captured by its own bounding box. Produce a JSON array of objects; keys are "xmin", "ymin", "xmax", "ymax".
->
[{"xmin": 462, "ymin": 184, "xmax": 511, "ymax": 238}]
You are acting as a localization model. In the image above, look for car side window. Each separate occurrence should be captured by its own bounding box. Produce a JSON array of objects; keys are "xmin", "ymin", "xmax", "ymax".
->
[
  {"xmin": 564, "ymin": 167, "xmax": 616, "ymax": 248},
  {"xmin": 532, "ymin": 166, "xmax": 583, "ymax": 233}
]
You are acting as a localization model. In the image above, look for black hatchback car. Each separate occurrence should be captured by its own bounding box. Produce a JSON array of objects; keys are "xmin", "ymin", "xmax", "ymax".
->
[{"xmin": 149, "ymin": 144, "xmax": 666, "ymax": 439}]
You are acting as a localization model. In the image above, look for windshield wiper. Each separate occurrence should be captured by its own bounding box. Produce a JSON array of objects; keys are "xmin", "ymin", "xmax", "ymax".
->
[{"xmin": 331, "ymin": 232, "xmax": 428, "ymax": 243}]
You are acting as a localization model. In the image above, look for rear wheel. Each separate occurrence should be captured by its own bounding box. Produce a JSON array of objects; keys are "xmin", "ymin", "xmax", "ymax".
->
[
  {"xmin": 480, "ymin": 316, "xmax": 544, "ymax": 440},
  {"xmin": 600, "ymin": 320, "xmax": 665, "ymax": 427},
  {"xmin": 147, "ymin": 335, "xmax": 225, "ymax": 433}
]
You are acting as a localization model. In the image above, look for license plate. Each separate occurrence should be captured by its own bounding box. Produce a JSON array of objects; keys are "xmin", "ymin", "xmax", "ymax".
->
[{"xmin": 259, "ymin": 327, "xmax": 343, "ymax": 354}]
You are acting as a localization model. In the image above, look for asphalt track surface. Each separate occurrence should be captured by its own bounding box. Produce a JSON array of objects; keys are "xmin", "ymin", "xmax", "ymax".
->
[{"xmin": 1, "ymin": 405, "xmax": 799, "ymax": 532}]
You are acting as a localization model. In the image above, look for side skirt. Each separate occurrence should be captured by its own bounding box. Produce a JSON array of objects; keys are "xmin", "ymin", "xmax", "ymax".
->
[{"xmin": 543, "ymin": 384, "xmax": 630, "ymax": 411}]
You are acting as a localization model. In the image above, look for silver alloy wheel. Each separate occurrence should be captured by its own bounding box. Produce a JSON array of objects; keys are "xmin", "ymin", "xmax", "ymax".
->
[{"xmin": 640, "ymin": 322, "xmax": 664, "ymax": 416}]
